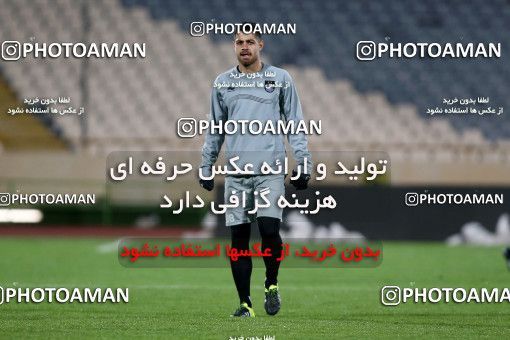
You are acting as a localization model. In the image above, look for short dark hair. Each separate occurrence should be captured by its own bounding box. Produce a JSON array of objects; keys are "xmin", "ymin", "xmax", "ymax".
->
[{"xmin": 233, "ymin": 22, "xmax": 262, "ymax": 41}]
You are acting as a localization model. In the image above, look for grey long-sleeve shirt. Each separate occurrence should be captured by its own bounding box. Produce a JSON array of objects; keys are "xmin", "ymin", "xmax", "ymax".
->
[{"xmin": 200, "ymin": 63, "xmax": 312, "ymax": 177}]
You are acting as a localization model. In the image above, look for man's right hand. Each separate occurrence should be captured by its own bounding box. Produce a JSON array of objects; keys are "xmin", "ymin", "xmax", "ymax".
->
[
  {"xmin": 199, "ymin": 178, "xmax": 214, "ymax": 191},
  {"xmin": 289, "ymin": 169, "xmax": 310, "ymax": 190}
]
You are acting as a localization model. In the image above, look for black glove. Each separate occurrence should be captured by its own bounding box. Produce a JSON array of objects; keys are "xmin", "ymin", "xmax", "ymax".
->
[
  {"xmin": 289, "ymin": 169, "xmax": 310, "ymax": 190},
  {"xmin": 199, "ymin": 178, "xmax": 214, "ymax": 191}
]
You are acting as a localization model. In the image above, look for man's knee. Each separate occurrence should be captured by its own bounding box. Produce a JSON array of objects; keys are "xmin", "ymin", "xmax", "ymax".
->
[{"xmin": 231, "ymin": 222, "xmax": 251, "ymax": 248}]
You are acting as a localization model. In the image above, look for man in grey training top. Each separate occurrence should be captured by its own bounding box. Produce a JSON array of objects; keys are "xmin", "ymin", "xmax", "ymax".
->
[{"xmin": 199, "ymin": 23, "xmax": 312, "ymax": 317}]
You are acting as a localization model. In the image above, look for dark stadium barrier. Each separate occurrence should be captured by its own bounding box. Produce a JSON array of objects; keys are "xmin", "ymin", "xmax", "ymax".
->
[{"xmin": 215, "ymin": 185, "xmax": 510, "ymax": 241}]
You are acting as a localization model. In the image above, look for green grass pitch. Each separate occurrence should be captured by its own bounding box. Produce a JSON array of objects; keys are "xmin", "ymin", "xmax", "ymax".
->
[{"xmin": 0, "ymin": 238, "xmax": 509, "ymax": 339}]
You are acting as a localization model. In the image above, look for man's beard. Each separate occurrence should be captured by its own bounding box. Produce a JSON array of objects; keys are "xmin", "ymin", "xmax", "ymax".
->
[{"xmin": 238, "ymin": 54, "xmax": 257, "ymax": 67}]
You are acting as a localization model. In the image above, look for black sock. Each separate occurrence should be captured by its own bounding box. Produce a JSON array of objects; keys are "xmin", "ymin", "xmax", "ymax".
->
[
  {"xmin": 257, "ymin": 217, "xmax": 282, "ymax": 289},
  {"xmin": 230, "ymin": 222, "xmax": 252, "ymax": 307}
]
